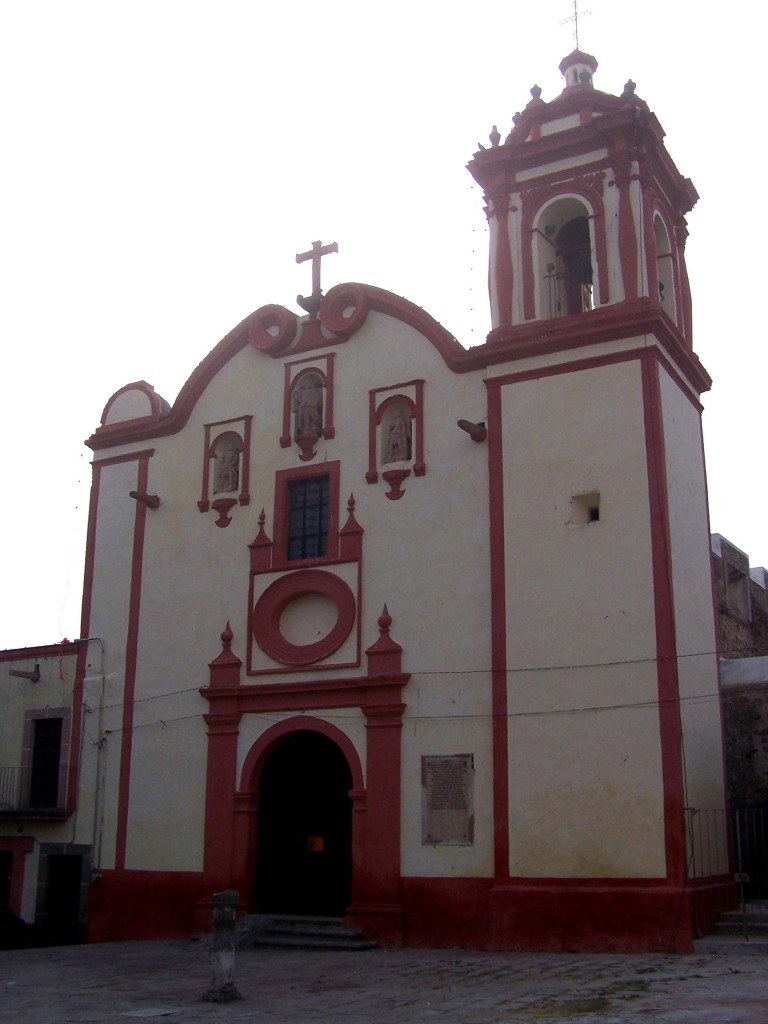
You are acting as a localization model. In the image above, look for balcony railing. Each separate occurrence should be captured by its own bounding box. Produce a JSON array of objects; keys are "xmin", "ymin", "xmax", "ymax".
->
[
  {"xmin": 0, "ymin": 766, "xmax": 69, "ymax": 817},
  {"xmin": 543, "ymin": 273, "xmax": 593, "ymax": 319}
]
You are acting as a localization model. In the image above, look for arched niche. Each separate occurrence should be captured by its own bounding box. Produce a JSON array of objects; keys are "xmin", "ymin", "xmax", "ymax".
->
[
  {"xmin": 653, "ymin": 213, "xmax": 677, "ymax": 324},
  {"xmin": 210, "ymin": 431, "xmax": 243, "ymax": 495},
  {"xmin": 379, "ymin": 398, "xmax": 414, "ymax": 466},
  {"xmin": 290, "ymin": 370, "xmax": 325, "ymax": 441},
  {"xmin": 534, "ymin": 196, "xmax": 595, "ymax": 319}
]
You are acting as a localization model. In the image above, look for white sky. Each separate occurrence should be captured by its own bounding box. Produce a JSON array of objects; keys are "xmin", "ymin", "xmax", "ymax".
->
[{"xmin": 0, "ymin": 1, "xmax": 763, "ymax": 650}]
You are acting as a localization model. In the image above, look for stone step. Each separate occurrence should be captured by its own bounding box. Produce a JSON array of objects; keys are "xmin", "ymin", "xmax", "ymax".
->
[
  {"xmin": 715, "ymin": 920, "xmax": 768, "ymax": 936},
  {"xmin": 251, "ymin": 914, "xmax": 377, "ymax": 952},
  {"xmin": 694, "ymin": 934, "xmax": 768, "ymax": 957},
  {"xmin": 254, "ymin": 933, "xmax": 378, "ymax": 951}
]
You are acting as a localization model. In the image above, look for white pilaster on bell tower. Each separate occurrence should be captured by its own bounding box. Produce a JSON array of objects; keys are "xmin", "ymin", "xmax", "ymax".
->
[{"xmin": 467, "ymin": 52, "xmax": 698, "ymax": 347}]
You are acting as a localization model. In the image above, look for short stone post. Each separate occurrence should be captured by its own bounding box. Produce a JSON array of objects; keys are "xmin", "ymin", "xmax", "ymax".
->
[{"xmin": 201, "ymin": 889, "xmax": 243, "ymax": 1003}]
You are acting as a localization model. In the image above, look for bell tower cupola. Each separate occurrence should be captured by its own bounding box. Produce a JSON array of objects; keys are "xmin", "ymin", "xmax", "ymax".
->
[{"xmin": 468, "ymin": 52, "xmax": 699, "ymax": 347}]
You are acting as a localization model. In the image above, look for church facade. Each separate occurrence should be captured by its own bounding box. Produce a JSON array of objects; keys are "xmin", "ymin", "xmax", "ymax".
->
[{"xmin": 2, "ymin": 50, "xmax": 731, "ymax": 952}]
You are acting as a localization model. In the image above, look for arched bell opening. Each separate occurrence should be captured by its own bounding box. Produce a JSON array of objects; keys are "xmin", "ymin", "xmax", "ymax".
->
[
  {"xmin": 535, "ymin": 197, "xmax": 595, "ymax": 319},
  {"xmin": 653, "ymin": 213, "xmax": 677, "ymax": 324}
]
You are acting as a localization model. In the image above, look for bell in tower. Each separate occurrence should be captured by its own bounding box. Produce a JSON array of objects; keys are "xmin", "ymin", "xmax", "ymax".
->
[{"xmin": 468, "ymin": 50, "xmax": 698, "ymax": 346}]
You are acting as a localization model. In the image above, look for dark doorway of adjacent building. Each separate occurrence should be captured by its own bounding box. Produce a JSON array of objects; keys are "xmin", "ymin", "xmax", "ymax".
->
[
  {"xmin": 43, "ymin": 854, "xmax": 84, "ymax": 944},
  {"xmin": 256, "ymin": 732, "xmax": 352, "ymax": 916}
]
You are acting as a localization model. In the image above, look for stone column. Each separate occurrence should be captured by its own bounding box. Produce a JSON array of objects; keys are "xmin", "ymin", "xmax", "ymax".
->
[{"xmin": 202, "ymin": 889, "xmax": 242, "ymax": 1003}]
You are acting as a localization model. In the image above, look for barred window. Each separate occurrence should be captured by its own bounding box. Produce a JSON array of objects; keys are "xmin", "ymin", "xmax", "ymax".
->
[{"xmin": 287, "ymin": 475, "xmax": 330, "ymax": 561}]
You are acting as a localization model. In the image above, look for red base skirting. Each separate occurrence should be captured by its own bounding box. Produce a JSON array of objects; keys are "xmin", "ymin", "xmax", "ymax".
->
[
  {"xmin": 87, "ymin": 870, "xmax": 210, "ymax": 942},
  {"xmin": 85, "ymin": 870, "xmax": 735, "ymax": 953}
]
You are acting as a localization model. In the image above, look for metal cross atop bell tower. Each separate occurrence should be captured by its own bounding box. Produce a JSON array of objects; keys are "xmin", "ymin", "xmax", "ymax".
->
[
  {"xmin": 296, "ymin": 239, "xmax": 338, "ymax": 316},
  {"xmin": 561, "ymin": 0, "xmax": 591, "ymax": 50}
]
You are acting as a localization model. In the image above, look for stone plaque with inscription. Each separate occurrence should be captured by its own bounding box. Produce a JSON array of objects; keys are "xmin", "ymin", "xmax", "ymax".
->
[{"xmin": 421, "ymin": 753, "xmax": 474, "ymax": 845}]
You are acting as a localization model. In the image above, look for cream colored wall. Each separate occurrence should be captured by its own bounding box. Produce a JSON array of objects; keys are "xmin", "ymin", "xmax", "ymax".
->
[
  {"xmin": 90, "ymin": 309, "xmax": 492, "ymax": 877},
  {"xmin": 87, "ymin": 459, "xmax": 142, "ymax": 870},
  {"xmin": 659, "ymin": 368, "xmax": 726, "ymax": 875},
  {"xmin": 401, "ymin": 674, "xmax": 494, "ymax": 876},
  {"xmin": 601, "ymin": 178, "xmax": 624, "ymax": 303},
  {"xmin": 499, "ymin": 360, "xmax": 666, "ymax": 877},
  {"xmin": 103, "ymin": 388, "xmax": 154, "ymax": 425}
]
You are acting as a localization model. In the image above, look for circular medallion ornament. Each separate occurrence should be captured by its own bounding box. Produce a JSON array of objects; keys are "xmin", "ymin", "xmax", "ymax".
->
[{"xmin": 252, "ymin": 570, "xmax": 356, "ymax": 666}]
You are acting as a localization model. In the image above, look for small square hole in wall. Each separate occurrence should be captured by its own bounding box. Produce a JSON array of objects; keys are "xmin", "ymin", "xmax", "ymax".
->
[{"xmin": 570, "ymin": 491, "xmax": 600, "ymax": 525}]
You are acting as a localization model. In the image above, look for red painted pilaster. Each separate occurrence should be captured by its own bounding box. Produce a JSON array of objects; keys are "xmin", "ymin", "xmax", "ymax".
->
[
  {"xmin": 202, "ymin": 624, "xmax": 243, "ymax": 884},
  {"xmin": 489, "ymin": 189, "xmax": 514, "ymax": 326},
  {"xmin": 485, "ymin": 384, "xmax": 510, "ymax": 881},
  {"xmin": 641, "ymin": 353, "xmax": 686, "ymax": 883}
]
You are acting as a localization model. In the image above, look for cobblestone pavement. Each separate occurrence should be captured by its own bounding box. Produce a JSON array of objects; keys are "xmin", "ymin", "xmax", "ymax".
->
[{"xmin": 1, "ymin": 940, "xmax": 766, "ymax": 1024}]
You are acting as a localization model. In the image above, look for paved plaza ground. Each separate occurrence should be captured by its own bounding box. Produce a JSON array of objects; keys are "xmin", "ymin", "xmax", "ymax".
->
[{"xmin": 0, "ymin": 939, "xmax": 766, "ymax": 1024}]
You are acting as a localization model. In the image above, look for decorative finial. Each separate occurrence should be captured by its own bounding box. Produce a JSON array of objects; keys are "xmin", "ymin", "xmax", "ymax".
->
[
  {"xmin": 489, "ymin": 125, "xmax": 501, "ymax": 147},
  {"xmin": 512, "ymin": 112, "xmax": 521, "ymax": 125},
  {"xmin": 530, "ymin": 85, "xmax": 542, "ymax": 101},
  {"xmin": 221, "ymin": 621, "xmax": 233, "ymax": 647},
  {"xmin": 378, "ymin": 604, "xmax": 393, "ymax": 633},
  {"xmin": 621, "ymin": 79, "xmax": 637, "ymax": 101}
]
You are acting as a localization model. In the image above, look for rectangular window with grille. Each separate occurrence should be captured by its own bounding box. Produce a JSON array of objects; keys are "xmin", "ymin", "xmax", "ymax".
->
[{"xmin": 287, "ymin": 475, "xmax": 330, "ymax": 561}]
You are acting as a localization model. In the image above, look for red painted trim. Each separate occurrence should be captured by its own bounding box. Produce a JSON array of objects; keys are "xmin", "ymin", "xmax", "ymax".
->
[
  {"xmin": 241, "ymin": 415, "xmax": 252, "ymax": 502},
  {"xmin": 252, "ymin": 569, "xmax": 356, "ymax": 666},
  {"xmin": 87, "ymin": 288, "xmax": 709, "ymax": 458},
  {"xmin": 0, "ymin": 836, "xmax": 34, "ymax": 917},
  {"xmin": 489, "ymin": 342, "xmax": 708, "ymax": 409},
  {"xmin": 521, "ymin": 179, "xmax": 609, "ymax": 316},
  {"xmin": 99, "ymin": 380, "xmax": 169, "ymax": 428},
  {"xmin": 675, "ymin": 221, "xmax": 694, "ymax": 347},
  {"xmin": 239, "ymin": 715, "xmax": 365, "ymax": 792},
  {"xmin": 486, "ymin": 346, "xmax": 703, "ymax": 414},
  {"xmin": 270, "ymin": 460, "xmax": 341, "ymax": 568},
  {"xmin": 643, "ymin": 192, "xmax": 660, "ymax": 309},
  {"xmin": 641, "ymin": 354, "xmax": 686, "ymax": 883},
  {"xmin": 247, "ymin": 303, "xmax": 298, "ymax": 354},
  {"xmin": 94, "ymin": 448, "xmax": 156, "ymax": 468},
  {"xmin": 69, "ymin": 462, "xmax": 104, "ymax": 804},
  {"xmin": 0, "ymin": 642, "xmax": 79, "ymax": 661},
  {"xmin": 281, "ymin": 354, "xmax": 337, "ymax": 446},
  {"xmin": 486, "ymin": 385, "xmax": 509, "ymax": 880},
  {"xmin": 199, "ymin": 422, "xmax": 211, "ymax": 510},
  {"xmin": 234, "ymin": 712, "xmax": 400, "ymax": 921},
  {"xmin": 114, "ymin": 452, "xmax": 153, "ymax": 870},
  {"xmin": 615, "ymin": 159, "xmax": 638, "ymax": 299},
  {"xmin": 198, "ymin": 416, "xmax": 252, "ymax": 512},
  {"xmin": 367, "ymin": 381, "xmax": 426, "ymax": 482},
  {"xmin": 86, "ymin": 869, "xmax": 213, "ymax": 941}
]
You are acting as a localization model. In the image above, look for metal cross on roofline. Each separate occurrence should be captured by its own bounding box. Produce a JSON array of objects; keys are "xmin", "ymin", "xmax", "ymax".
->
[
  {"xmin": 296, "ymin": 239, "xmax": 338, "ymax": 316},
  {"xmin": 560, "ymin": 0, "xmax": 592, "ymax": 50}
]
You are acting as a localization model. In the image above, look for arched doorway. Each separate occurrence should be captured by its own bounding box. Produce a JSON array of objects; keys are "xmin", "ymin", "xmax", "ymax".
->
[{"xmin": 255, "ymin": 731, "xmax": 352, "ymax": 916}]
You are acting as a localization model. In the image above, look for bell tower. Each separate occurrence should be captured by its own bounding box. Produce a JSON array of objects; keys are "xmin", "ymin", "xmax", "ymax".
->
[
  {"xmin": 468, "ymin": 50, "xmax": 697, "ymax": 342},
  {"xmin": 469, "ymin": 52, "xmax": 729, "ymax": 949}
]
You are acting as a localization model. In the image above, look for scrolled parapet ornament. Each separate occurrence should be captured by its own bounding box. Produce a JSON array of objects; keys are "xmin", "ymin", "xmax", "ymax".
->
[
  {"xmin": 248, "ymin": 304, "xmax": 298, "ymax": 355},
  {"xmin": 318, "ymin": 283, "xmax": 370, "ymax": 336}
]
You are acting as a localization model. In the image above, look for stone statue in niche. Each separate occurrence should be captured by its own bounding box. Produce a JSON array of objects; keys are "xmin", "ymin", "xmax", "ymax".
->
[
  {"xmin": 384, "ymin": 409, "xmax": 411, "ymax": 463},
  {"xmin": 292, "ymin": 373, "xmax": 323, "ymax": 439},
  {"xmin": 214, "ymin": 440, "xmax": 240, "ymax": 494}
]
